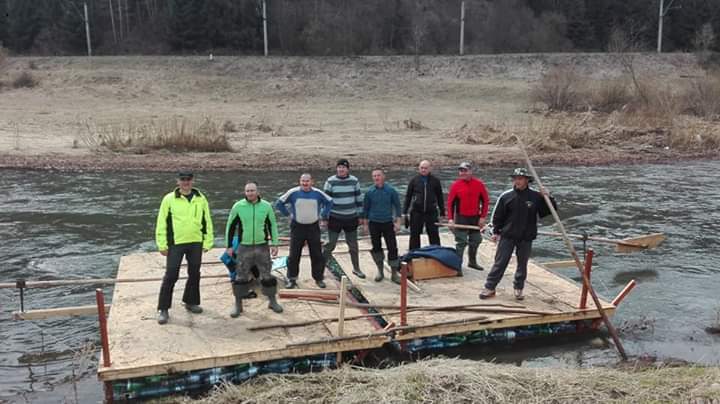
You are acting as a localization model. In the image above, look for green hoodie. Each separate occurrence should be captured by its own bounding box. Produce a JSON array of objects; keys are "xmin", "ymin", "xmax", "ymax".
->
[
  {"xmin": 225, "ymin": 197, "xmax": 279, "ymax": 247},
  {"xmin": 155, "ymin": 188, "xmax": 214, "ymax": 251}
]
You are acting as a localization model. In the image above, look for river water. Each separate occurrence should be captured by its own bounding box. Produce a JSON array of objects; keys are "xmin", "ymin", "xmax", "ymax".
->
[{"xmin": 1, "ymin": 161, "xmax": 719, "ymax": 403}]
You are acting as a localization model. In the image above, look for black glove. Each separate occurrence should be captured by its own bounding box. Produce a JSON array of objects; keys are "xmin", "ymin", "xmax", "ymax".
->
[{"xmin": 403, "ymin": 214, "xmax": 410, "ymax": 229}]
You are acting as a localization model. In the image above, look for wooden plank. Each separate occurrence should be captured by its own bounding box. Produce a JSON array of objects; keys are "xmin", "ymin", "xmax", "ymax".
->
[
  {"xmin": 13, "ymin": 304, "xmax": 110, "ymax": 320},
  {"xmin": 98, "ymin": 335, "xmax": 389, "ymax": 381},
  {"xmin": 541, "ymin": 260, "xmax": 578, "ymax": 269}
]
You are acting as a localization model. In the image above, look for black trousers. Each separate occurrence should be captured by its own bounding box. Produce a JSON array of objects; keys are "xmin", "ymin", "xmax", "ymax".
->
[
  {"xmin": 287, "ymin": 221, "xmax": 325, "ymax": 281},
  {"xmin": 484, "ymin": 237, "xmax": 532, "ymax": 290},
  {"xmin": 369, "ymin": 221, "xmax": 398, "ymax": 260},
  {"xmin": 157, "ymin": 242, "xmax": 203, "ymax": 310},
  {"xmin": 409, "ymin": 211, "xmax": 440, "ymax": 250}
]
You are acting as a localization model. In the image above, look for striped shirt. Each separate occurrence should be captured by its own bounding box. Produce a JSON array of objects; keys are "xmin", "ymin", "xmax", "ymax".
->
[{"xmin": 323, "ymin": 174, "xmax": 363, "ymax": 220}]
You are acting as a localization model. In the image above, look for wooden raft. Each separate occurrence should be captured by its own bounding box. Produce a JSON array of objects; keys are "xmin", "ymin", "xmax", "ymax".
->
[{"xmin": 98, "ymin": 233, "xmax": 615, "ymax": 382}]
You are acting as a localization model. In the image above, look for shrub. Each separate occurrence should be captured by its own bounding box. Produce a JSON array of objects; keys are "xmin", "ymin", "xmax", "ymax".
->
[
  {"xmin": 12, "ymin": 71, "xmax": 38, "ymax": 89},
  {"xmin": 531, "ymin": 67, "xmax": 581, "ymax": 111}
]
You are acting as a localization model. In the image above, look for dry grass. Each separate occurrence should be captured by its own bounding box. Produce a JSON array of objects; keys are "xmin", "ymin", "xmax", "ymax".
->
[
  {"xmin": 81, "ymin": 117, "xmax": 233, "ymax": 153},
  {"xmin": 12, "ymin": 71, "xmax": 38, "ymax": 89},
  {"xmin": 590, "ymin": 78, "xmax": 632, "ymax": 113},
  {"xmin": 684, "ymin": 76, "xmax": 720, "ymax": 120},
  {"xmin": 166, "ymin": 358, "xmax": 720, "ymax": 404}
]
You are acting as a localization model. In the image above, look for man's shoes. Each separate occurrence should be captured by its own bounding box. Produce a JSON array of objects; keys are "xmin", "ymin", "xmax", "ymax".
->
[
  {"xmin": 285, "ymin": 279, "xmax": 298, "ymax": 289},
  {"xmin": 352, "ymin": 269, "xmax": 366, "ymax": 279},
  {"xmin": 514, "ymin": 289, "xmax": 525, "ymax": 301},
  {"xmin": 468, "ymin": 262, "xmax": 484, "ymax": 271},
  {"xmin": 184, "ymin": 304, "xmax": 203, "ymax": 314},
  {"xmin": 315, "ymin": 279, "xmax": 327, "ymax": 289},
  {"xmin": 479, "ymin": 288, "xmax": 496, "ymax": 300},
  {"xmin": 157, "ymin": 310, "xmax": 169, "ymax": 325}
]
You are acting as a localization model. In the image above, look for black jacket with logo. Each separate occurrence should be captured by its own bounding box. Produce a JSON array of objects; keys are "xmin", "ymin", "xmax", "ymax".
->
[
  {"xmin": 491, "ymin": 187, "xmax": 556, "ymax": 241},
  {"xmin": 403, "ymin": 174, "xmax": 445, "ymax": 216}
]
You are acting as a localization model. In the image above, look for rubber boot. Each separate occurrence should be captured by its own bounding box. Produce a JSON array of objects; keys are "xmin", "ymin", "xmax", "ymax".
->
[
  {"xmin": 371, "ymin": 251, "xmax": 385, "ymax": 282},
  {"xmin": 389, "ymin": 259, "xmax": 401, "ymax": 284},
  {"xmin": 468, "ymin": 245, "xmax": 484, "ymax": 271},
  {"xmin": 261, "ymin": 277, "xmax": 284, "ymax": 313},
  {"xmin": 230, "ymin": 281, "xmax": 249, "ymax": 318}
]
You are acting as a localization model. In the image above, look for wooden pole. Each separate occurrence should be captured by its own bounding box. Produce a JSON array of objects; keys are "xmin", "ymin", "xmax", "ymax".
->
[
  {"xmin": 336, "ymin": 276, "xmax": 348, "ymax": 364},
  {"xmin": 95, "ymin": 289, "xmax": 111, "ymax": 368},
  {"xmin": 400, "ymin": 262, "xmax": 408, "ymax": 329},
  {"xmin": 262, "ymin": 0, "xmax": 269, "ymax": 56},
  {"xmin": 83, "ymin": 2, "xmax": 92, "ymax": 57},
  {"xmin": 459, "ymin": 1, "xmax": 465, "ymax": 56},
  {"xmin": 0, "ymin": 274, "xmax": 230, "ymax": 289},
  {"xmin": 514, "ymin": 136, "xmax": 628, "ymax": 360},
  {"xmin": 579, "ymin": 249, "xmax": 593, "ymax": 309}
]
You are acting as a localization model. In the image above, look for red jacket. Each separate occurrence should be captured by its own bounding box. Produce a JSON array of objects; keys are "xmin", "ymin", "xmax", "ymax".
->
[{"xmin": 447, "ymin": 177, "xmax": 490, "ymax": 220}]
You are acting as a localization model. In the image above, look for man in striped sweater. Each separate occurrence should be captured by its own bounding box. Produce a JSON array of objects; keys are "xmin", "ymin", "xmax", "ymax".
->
[{"xmin": 322, "ymin": 159, "xmax": 366, "ymax": 278}]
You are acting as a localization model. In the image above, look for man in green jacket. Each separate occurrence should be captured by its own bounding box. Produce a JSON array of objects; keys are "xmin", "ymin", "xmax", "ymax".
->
[
  {"xmin": 155, "ymin": 171, "xmax": 214, "ymax": 325},
  {"xmin": 225, "ymin": 181, "xmax": 283, "ymax": 317}
]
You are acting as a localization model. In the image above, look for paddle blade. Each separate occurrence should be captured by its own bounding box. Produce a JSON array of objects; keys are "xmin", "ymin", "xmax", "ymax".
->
[{"xmin": 615, "ymin": 233, "xmax": 666, "ymax": 253}]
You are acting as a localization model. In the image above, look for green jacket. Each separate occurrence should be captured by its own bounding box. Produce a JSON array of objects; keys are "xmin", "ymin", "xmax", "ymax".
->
[
  {"xmin": 225, "ymin": 197, "xmax": 279, "ymax": 247},
  {"xmin": 155, "ymin": 188, "xmax": 214, "ymax": 251}
]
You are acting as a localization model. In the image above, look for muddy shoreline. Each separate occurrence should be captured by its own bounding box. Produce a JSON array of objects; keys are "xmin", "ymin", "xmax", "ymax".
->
[{"xmin": 0, "ymin": 148, "xmax": 717, "ymax": 173}]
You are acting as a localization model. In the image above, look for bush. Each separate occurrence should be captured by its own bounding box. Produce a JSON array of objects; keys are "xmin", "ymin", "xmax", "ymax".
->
[
  {"xmin": 684, "ymin": 75, "xmax": 720, "ymax": 120},
  {"xmin": 591, "ymin": 78, "xmax": 633, "ymax": 113},
  {"xmin": 82, "ymin": 117, "xmax": 233, "ymax": 153},
  {"xmin": 12, "ymin": 71, "xmax": 38, "ymax": 89},
  {"xmin": 531, "ymin": 67, "xmax": 581, "ymax": 111}
]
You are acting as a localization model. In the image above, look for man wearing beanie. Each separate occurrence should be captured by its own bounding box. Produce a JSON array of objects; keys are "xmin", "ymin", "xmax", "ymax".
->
[{"xmin": 323, "ymin": 158, "xmax": 366, "ymax": 278}]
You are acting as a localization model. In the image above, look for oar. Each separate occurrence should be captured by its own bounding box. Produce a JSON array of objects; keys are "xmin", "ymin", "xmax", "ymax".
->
[
  {"xmin": 436, "ymin": 223, "xmax": 665, "ymax": 252},
  {"xmin": 515, "ymin": 135, "xmax": 628, "ymax": 361},
  {"xmin": 539, "ymin": 231, "xmax": 665, "ymax": 252}
]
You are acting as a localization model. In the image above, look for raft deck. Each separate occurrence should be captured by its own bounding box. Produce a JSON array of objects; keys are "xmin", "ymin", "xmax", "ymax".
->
[{"xmin": 98, "ymin": 233, "xmax": 614, "ymax": 382}]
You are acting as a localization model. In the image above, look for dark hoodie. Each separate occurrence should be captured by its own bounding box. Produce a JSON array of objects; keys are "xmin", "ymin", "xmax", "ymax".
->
[{"xmin": 491, "ymin": 187, "xmax": 556, "ymax": 241}]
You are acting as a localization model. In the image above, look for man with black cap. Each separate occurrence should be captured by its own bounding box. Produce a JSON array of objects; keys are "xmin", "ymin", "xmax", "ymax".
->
[
  {"xmin": 480, "ymin": 168, "xmax": 556, "ymax": 301},
  {"xmin": 403, "ymin": 160, "xmax": 445, "ymax": 250},
  {"xmin": 322, "ymin": 158, "xmax": 365, "ymax": 278},
  {"xmin": 447, "ymin": 161, "xmax": 490, "ymax": 271},
  {"xmin": 155, "ymin": 171, "xmax": 215, "ymax": 325}
]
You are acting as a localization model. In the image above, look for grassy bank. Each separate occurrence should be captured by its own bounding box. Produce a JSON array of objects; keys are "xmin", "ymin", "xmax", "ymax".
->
[{"xmin": 163, "ymin": 358, "xmax": 720, "ymax": 404}]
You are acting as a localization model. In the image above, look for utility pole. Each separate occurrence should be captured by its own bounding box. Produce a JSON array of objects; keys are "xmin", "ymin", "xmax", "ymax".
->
[
  {"xmin": 108, "ymin": 0, "xmax": 118, "ymax": 45},
  {"xmin": 262, "ymin": 0, "xmax": 269, "ymax": 56},
  {"xmin": 657, "ymin": 0, "xmax": 680, "ymax": 53},
  {"xmin": 84, "ymin": 2, "xmax": 92, "ymax": 56},
  {"xmin": 459, "ymin": 1, "xmax": 465, "ymax": 55}
]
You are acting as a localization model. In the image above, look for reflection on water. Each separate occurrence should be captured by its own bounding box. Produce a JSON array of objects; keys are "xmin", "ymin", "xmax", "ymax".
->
[{"xmin": 1, "ymin": 160, "xmax": 720, "ymax": 401}]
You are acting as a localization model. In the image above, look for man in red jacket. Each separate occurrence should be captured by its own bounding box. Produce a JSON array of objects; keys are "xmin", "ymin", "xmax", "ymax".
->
[{"xmin": 447, "ymin": 162, "xmax": 490, "ymax": 271}]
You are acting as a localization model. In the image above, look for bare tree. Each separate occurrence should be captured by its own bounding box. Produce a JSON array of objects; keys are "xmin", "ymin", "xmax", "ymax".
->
[
  {"xmin": 608, "ymin": 24, "xmax": 649, "ymax": 106},
  {"xmin": 411, "ymin": 2, "xmax": 427, "ymax": 72}
]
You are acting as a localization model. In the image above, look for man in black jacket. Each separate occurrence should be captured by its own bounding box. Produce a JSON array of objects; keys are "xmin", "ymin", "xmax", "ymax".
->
[
  {"xmin": 403, "ymin": 160, "xmax": 445, "ymax": 250},
  {"xmin": 480, "ymin": 168, "xmax": 556, "ymax": 301}
]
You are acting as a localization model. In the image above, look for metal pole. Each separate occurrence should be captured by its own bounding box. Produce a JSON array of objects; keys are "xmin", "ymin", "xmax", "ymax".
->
[
  {"xmin": 84, "ymin": 2, "xmax": 92, "ymax": 57},
  {"xmin": 515, "ymin": 136, "xmax": 628, "ymax": 360},
  {"xmin": 459, "ymin": 1, "xmax": 465, "ymax": 56},
  {"xmin": 108, "ymin": 0, "xmax": 117, "ymax": 45},
  {"xmin": 657, "ymin": 0, "xmax": 664, "ymax": 53},
  {"xmin": 262, "ymin": 0, "xmax": 269, "ymax": 56}
]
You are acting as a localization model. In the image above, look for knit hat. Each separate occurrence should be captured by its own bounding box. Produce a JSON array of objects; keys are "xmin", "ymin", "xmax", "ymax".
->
[{"xmin": 337, "ymin": 158, "xmax": 350, "ymax": 169}]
